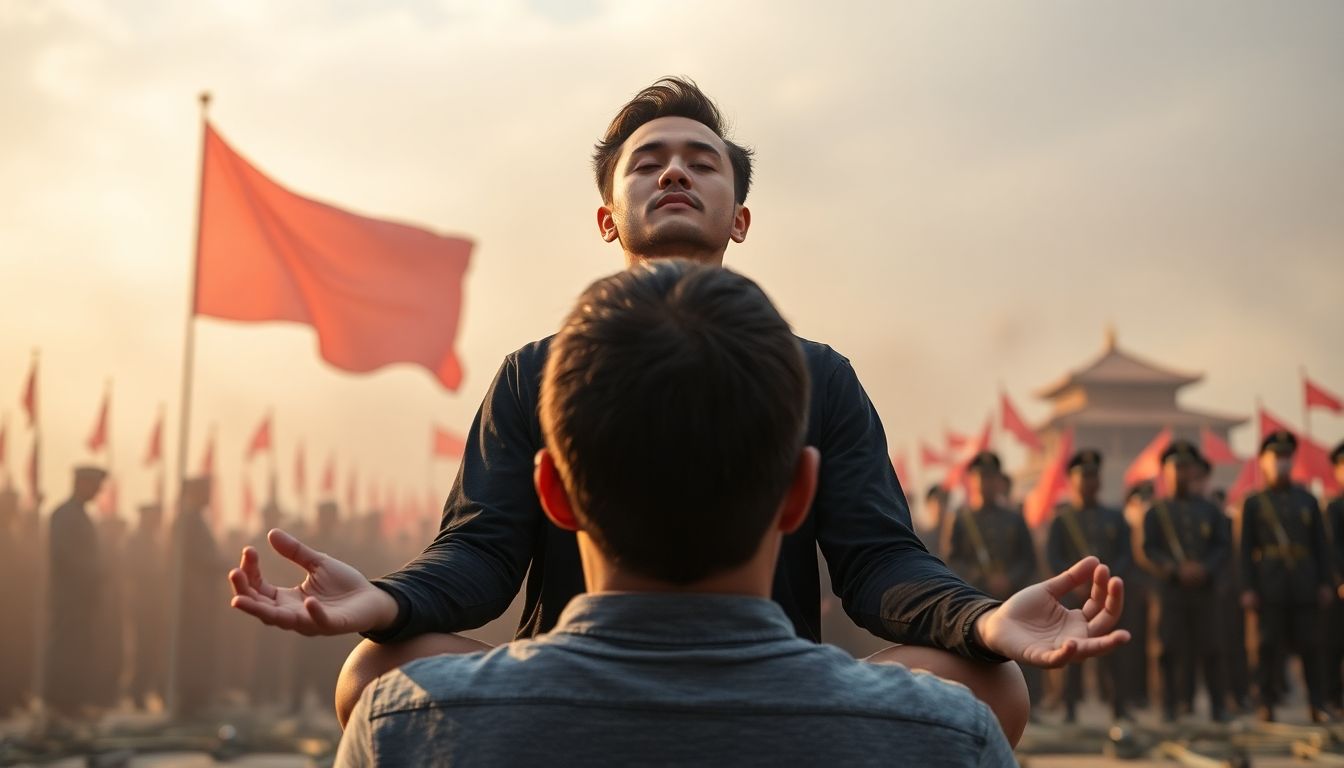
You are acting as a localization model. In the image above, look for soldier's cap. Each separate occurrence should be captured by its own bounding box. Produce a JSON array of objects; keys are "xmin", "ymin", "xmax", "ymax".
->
[
  {"xmin": 1332, "ymin": 440, "xmax": 1344, "ymax": 466},
  {"xmin": 181, "ymin": 475, "xmax": 212, "ymax": 497},
  {"xmin": 1260, "ymin": 429, "xmax": 1297, "ymax": 457},
  {"xmin": 318, "ymin": 500, "xmax": 339, "ymax": 515},
  {"xmin": 967, "ymin": 451, "xmax": 1002, "ymax": 474},
  {"xmin": 1160, "ymin": 439, "xmax": 1203, "ymax": 466},
  {"xmin": 74, "ymin": 465, "xmax": 107, "ymax": 482},
  {"xmin": 1068, "ymin": 449, "xmax": 1103, "ymax": 473}
]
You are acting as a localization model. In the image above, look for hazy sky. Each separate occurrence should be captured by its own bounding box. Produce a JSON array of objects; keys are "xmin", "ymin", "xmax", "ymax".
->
[{"xmin": 2, "ymin": 0, "xmax": 1341, "ymax": 522}]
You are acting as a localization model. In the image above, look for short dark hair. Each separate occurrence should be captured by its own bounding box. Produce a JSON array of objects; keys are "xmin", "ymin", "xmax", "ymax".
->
[
  {"xmin": 593, "ymin": 76, "xmax": 755, "ymax": 205},
  {"xmin": 541, "ymin": 260, "xmax": 808, "ymax": 584}
]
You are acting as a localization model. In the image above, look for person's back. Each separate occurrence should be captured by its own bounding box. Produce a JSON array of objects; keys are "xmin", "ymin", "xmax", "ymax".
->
[
  {"xmin": 336, "ymin": 261, "xmax": 1015, "ymax": 766},
  {"xmin": 341, "ymin": 594, "xmax": 1011, "ymax": 767}
]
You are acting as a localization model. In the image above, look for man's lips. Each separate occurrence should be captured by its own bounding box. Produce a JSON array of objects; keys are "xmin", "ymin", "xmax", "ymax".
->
[{"xmin": 654, "ymin": 192, "xmax": 698, "ymax": 210}]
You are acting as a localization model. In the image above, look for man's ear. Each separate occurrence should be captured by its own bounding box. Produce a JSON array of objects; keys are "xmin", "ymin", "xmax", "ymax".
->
[
  {"xmin": 729, "ymin": 204, "xmax": 751, "ymax": 244},
  {"xmin": 778, "ymin": 446, "xmax": 820, "ymax": 534},
  {"xmin": 534, "ymin": 449, "xmax": 580, "ymax": 532},
  {"xmin": 596, "ymin": 205, "xmax": 620, "ymax": 243}
]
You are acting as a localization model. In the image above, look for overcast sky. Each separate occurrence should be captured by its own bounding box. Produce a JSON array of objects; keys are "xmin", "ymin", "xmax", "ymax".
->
[{"xmin": 2, "ymin": 0, "xmax": 1341, "ymax": 521}]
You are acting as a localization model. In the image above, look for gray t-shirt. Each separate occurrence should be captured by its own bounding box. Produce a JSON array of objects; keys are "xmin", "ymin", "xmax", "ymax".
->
[{"xmin": 336, "ymin": 593, "xmax": 1016, "ymax": 767}]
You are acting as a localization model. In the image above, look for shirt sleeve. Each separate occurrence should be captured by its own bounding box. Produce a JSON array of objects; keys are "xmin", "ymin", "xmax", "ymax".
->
[
  {"xmin": 811, "ymin": 357, "xmax": 1003, "ymax": 662},
  {"xmin": 365, "ymin": 349, "xmax": 543, "ymax": 642},
  {"xmin": 333, "ymin": 686, "xmax": 376, "ymax": 768}
]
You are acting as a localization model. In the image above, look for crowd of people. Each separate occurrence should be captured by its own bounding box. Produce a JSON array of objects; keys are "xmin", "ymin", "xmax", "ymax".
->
[{"xmin": 921, "ymin": 435, "xmax": 1344, "ymax": 725}]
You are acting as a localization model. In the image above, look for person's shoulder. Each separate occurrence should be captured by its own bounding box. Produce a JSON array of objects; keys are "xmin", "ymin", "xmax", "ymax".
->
[
  {"xmin": 794, "ymin": 335, "xmax": 850, "ymax": 378},
  {"xmin": 365, "ymin": 642, "xmax": 543, "ymax": 718},
  {"xmin": 1289, "ymin": 484, "xmax": 1319, "ymax": 505},
  {"xmin": 503, "ymin": 335, "xmax": 556, "ymax": 374},
  {"xmin": 831, "ymin": 654, "xmax": 999, "ymax": 739}
]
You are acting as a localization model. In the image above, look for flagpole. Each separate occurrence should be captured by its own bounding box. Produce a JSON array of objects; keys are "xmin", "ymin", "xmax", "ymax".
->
[
  {"xmin": 28, "ymin": 347, "xmax": 47, "ymax": 728},
  {"xmin": 1301, "ymin": 366, "xmax": 1313, "ymax": 442},
  {"xmin": 166, "ymin": 91, "xmax": 211, "ymax": 719}
]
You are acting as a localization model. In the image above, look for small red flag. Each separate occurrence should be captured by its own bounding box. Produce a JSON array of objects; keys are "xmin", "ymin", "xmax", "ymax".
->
[
  {"xmin": 294, "ymin": 442, "xmax": 306, "ymax": 496},
  {"xmin": 246, "ymin": 414, "xmax": 272, "ymax": 462},
  {"xmin": 432, "ymin": 426, "xmax": 466, "ymax": 459},
  {"xmin": 21, "ymin": 358, "xmax": 37, "ymax": 427},
  {"xmin": 1000, "ymin": 391, "xmax": 1043, "ymax": 452},
  {"xmin": 86, "ymin": 388, "xmax": 109, "ymax": 454},
  {"xmin": 1199, "ymin": 426, "xmax": 1239, "ymax": 466},
  {"xmin": 946, "ymin": 430, "xmax": 969, "ymax": 452},
  {"xmin": 95, "ymin": 477, "xmax": 118, "ymax": 519},
  {"xmin": 919, "ymin": 441, "xmax": 947, "ymax": 468},
  {"xmin": 143, "ymin": 410, "xmax": 163, "ymax": 467},
  {"xmin": 1025, "ymin": 427, "xmax": 1074, "ymax": 528},
  {"xmin": 196, "ymin": 123, "xmax": 473, "ymax": 390},
  {"xmin": 321, "ymin": 454, "xmax": 336, "ymax": 495},
  {"xmin": 1305, "ymin": 376, "xmax": 1343, "ymax": 414},
  {"xmin": 1124, "ymin": 427, "xmax": 1172, "ymax": 488},
  {"xmin": 943, "ymin": 418, "xmax": 992, "ymax": 492}
]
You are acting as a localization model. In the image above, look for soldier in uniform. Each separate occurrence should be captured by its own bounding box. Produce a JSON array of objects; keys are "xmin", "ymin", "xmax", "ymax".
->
[
  {"xmin": 0, "ymin": 486, "xmax": 25, "ymax": 715},
  {"xmin": 1142, "ymin": 440, "xmax": 1230, "ymax": 722},
  {"xmin": 1046, "ymin": 449, "xmax": 1132, "ymax": 723},
  {"xmin": 173, "ymin": 475, "xmax": 224, "ymax": 719},
  {"xmin": 1121, "ymin": 481, "xmax": 1155, "ymax": 710},
  {"xmin": 44, "ymin": 465, "xmax": 106, "ymax": 718},
  {"xmin": 1241, "ymin": 430, "xmax": 1334, "ymax": 722},
  {"xmin": 920, "ymin": 484, "xmax": 950, "ymax": 559},
  {"xmin": 1325, "ymin": 441, "xmax": 1344, "ymax": 715},
  {"xmin": 943, "ymin": 451, "xmax": 1041, "ymax": 711},
  {"xmin": 126, "ymin": 502, "xmax": 168, "ymax": 710}
]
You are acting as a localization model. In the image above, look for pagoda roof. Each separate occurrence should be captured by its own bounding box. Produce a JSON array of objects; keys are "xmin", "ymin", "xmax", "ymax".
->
[
  {"xmin": 1039, "ymin": 404, "xmax": 1247, "ymax": 432},
  {"xmin": 1036, "ymin": 328, "xmax": 1203, "ymax": 399}
]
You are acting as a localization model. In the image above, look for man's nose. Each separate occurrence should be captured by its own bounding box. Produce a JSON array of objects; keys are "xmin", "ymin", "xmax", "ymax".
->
[{"xmin": 659, "ymin": 158, "xmax": 692, "ymax": 189}]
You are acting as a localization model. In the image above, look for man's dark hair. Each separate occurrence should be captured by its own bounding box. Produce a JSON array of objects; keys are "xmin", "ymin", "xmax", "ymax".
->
[
  {"xmin": 593, "ymin": 76, "xmax": 755, "ymax": 205},
  {"xmin": 541, "ymin": 259, "xmax": 807, "ymax": 584}
]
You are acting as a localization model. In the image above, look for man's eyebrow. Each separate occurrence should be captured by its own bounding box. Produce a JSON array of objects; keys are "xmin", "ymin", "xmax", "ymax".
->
[{"xmin": 629, "ymin": 139, "xmax": 724, "ymax": 159}]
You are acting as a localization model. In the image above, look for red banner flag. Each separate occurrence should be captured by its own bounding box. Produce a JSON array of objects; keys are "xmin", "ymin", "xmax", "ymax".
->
[
  {"xmin": 86, "ymin": 389, "xmax": 109, "ymax": 453},
  {"xmin": 96, "ymin": 477, "xmax": 118, "ymax": 519},
  {"xmin": 1124, "ymin": 427, "xmax": 1172, "ymax": 488},
  {"xmin": 1258, "ymin": 408, "xmax": 1339, "ymax": 493},
  {"xmin": 21, "ymin": 358, "xmax": 37, "ymax": 427},
  {"xmin": 1000, "ymin": 391, "xmax": 1043, "ymax": 452},
  {"xmin": 946, "ymin": 430, "xmax": 969, "ymax": 452},
  {"xmin": 432, "ymin": 426, "xmax": 467, "ymax": 459},
  {"xmin": 321, "ymin": 454, "xmax": 336, "ymax": 495},
  {"xmin": 1199, "ymin": 426, "xmax": 1239, "ymax": 466},
  {"xmin": 1305, "ymin": 376, "xmax": 1343, "ymax": 414},
  {"xmin": 943, "ymin": 418, "xmax": 992, "ymax": 492},
  {"xmin": 143, "ymin": 411, "xmax": 163, "ymax": 467},
  {"xmin": 294, "ymin": 442, "xmax": 306, "ymax": 497},
  {"xmin": 246, "ymin": 414, "xmax": 272, "ymax": 462},
  {"xmin": 919, "ymin": 441, "xmax": 947, "ymax": 468},
  {"xmin": 1025, "ymin": 427, "xmax": 1074, "ymax": 528},
  {"xmin": 196, "ymin": 123, "xmax": 473, "ymax": 390}
]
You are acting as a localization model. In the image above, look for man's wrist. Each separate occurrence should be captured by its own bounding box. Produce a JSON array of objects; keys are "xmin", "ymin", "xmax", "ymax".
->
[
  {"xmin": 370, "ymin": 586, "xmax": 400, "ymax": 633},
  {"xmin": 972, "ymin": 606, "xmax": 998, "ymax": 654}
]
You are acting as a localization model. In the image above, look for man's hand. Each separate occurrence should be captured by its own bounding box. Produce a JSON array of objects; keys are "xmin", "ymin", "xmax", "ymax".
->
[
  {"xmin": 227, "ymin": 528, "xmax": 399, "ymax": 636},
  {"xmin": 1177, "ymin": 561, "xmax": 1206, "ymax": 587},
  {"xmin": 974, "ymin": 556, "xmax": 1129, "ymax": 669},
  {"xmin": 1241, "ymin": 590, "xmax": 1259, "ymax": 611}
]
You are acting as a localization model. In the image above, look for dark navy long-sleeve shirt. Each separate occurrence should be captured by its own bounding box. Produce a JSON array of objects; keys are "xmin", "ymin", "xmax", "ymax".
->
[{"xmin": 368, "ymin": 336, "xmax": 1005, "ymax": 661}]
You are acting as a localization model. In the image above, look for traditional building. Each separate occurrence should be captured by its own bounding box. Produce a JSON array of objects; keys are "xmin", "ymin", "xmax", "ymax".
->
[{"xmin": 1023, "ymin": 328, "xmax": 1246, "ymax": 502}]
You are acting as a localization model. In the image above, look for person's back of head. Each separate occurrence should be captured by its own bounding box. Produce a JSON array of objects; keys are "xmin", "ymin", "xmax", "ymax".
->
[{"xmin": 539, "ymin": 258, "xmax": 809, "ymax": 585}]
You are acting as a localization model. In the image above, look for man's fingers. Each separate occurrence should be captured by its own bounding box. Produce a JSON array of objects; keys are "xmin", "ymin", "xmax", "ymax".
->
[
  {"xmin": 1080, "ymin": 566, "xmax": 1113, "ymax": 621},
  {"xmin": 268, "ymin": 528, "xmax": 324, "ymax": 573},
  {"xmin": 1037, "ymin": 639, "xmax": 1078, "ymax": 668},
  {"xmin": 304, "ymin": 597, "xmax": 343, "ymax": 634},
  {"xmin": 1063, "ymin": 630, "xmax": 1131, "ymax": 662},
  {"xmin": 1087, "ymin": 577, "xmax": 1125, "ymax": 635},
  {"xmin": 1041, "ymin": 556, "xmax": 1100, "ymax": 600},
  {"xmin": 232, "ymin": 594, "xmax": 314, "ymax": 635},
  {"xmin": 228, "ymin": 568, "xmax": 261, "ymax": 599}
]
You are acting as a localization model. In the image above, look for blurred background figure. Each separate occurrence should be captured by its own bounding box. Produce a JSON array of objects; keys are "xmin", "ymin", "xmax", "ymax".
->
[
  {"xmin": 172, "ymin": 475, "xmax": 224, "ymax": 719},
  {"xmin": 126, "ymin": 501, "xmax": 169, "ymax": 711},
  {"xmin": 44, "ymin": 465, "xmax": 107, "ymax": 719}
]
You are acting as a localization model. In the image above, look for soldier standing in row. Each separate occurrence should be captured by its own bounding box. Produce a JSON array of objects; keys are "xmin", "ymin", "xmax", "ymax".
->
[
  {"xmin": 1046, "ymin": 449, "xmax": 1132, "ymax": 723},
  {"xmin": 44, "ymin": 466, "xmax": 107, "ymax": 719},
  {"xmin": 1142, "ymin": 440, "xmax": 1230, "ymax": 723},
  {"xmin": 0, "ymin": 486, "xmax": 27, "ymax": 715},
  {"xmin": 943, "ymin": 451, "xmax": 1041, "ymax": 711},
  {"xmin": 173, "ymin": 475, "xmax": 224, "ymax": 719},
  {"xmin": 126, "ymin": 502, "xmax": 168, "ymax": 710},
  {"xmin": 1240, "ymin": 430, "xmax": 1333, "ymax": 723},
  {"xmin": 1325, "ymin": 442, "xmax": 1344, "ymax": 715}
]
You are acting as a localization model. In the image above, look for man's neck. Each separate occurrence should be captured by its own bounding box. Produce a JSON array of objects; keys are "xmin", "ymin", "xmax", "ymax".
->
[
  {"xmin": 1070, "ymin": 495, "xmax": 1096, "ymax": 510},
  {"xmin": 623, "ymin": 246, "xmax": 726, "ymax": 268},
  {"xmin": 578, "ymin": 531, "xmax": 775, "ymax": 599}
]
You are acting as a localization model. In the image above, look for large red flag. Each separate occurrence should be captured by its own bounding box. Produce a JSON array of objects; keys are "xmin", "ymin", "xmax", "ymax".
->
[
  {"xmin": 143, "ymin": 411, "xmax": 163, "ymax": 467},
  {"xmin": 1258, "ymin": 408, "xmax": 1340, "ymax": 493},
  {"xmin": 86, "ymin": 389, "xmax": 109, "ymax": 453},
  {"xmin": 196, "ymin": 123, "xmax": 473, "ymax": 390},
  {"xmin": 943, "ymin": 418, "xmax": 992, "ymax": 492},
  {"xmin": 432, "ymin": 426, "xmax": 466, "ymax": 459},
  {"xmin": 245, "ymin": 415, "xmax": 272, "ymax": 462},
  {"xmin": 1000, "ymin": 391, "xmax": 1043, "ymax": 452},
  {"xmin": 1124, "ymin": 427, "xmax": 1172, "ymax": 488},
  {"xmin": 21, "ymin": 358, "xmax": 37, "ymax": 427},
  {"xmin": 1305, "ymin": 376, "xmax": 1343, "ymax": 414},
  {"xmin": 1025, "ymin": 427, "xmax": 1074, "ymax": 528},
  {"xmin": 1199, "ymin": 426, "xmax": 1239, "ymax": 466}
]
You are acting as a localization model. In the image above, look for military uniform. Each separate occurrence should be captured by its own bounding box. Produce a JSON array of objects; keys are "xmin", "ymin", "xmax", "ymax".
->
[
  {"xmin": 43, "ymin": 467, "xmax": 106, "ymax": 718},
  {"xmin": 1242, "ymin": 431, "xmax": 1332, "ymax": 720},
  {"xmin": 1142, "ymin": 441, "xmax": 1230, "ymax": 722},
  {"xmin": 173, "ymin": 476, "xmax": 224, "ymax": 719},
  {"xmin": 1324, "ymin": 441, "xmax": 1344, "ymax": 712},
  {"xmin": 126, "ymin": 503, "xmax": 168, "ymax": 709},
  {"xmin": 1046, "ymin": 449, "xmax": 1132, "ymax": 721}
]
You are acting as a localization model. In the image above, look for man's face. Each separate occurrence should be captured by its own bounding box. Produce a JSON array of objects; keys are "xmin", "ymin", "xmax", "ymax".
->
[
  {"xmin": 1071, "ymin": 468, "xmax": 1100, "ymax": 501},
  {"xmin": 1260, "ymin": 450, "xmax": 1293, "ymax": 486},
  {"xmin": 1162, "ymin": 460, "xmax": 1192, "ymax": 496},
  {"xmin": 598, "ymin": 117, "xmax": 748, "ymax": 264},
  {"xmin": 1335, "ymin": 460, "xmax": 1344, "ymax": 488},
  {"xmin": 968, "ymin": 469, "xmax": 996, "ymax": 505}
]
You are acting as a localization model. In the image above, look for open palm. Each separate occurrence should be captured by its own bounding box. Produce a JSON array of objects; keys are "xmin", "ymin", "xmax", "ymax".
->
[
  {"xmin": 228, "ymin": 528, "xmax": 396, "ymax": 636},
  {"xmin": 977, "ymin": 556, "xmax": 1130, "ymax": 668}
]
